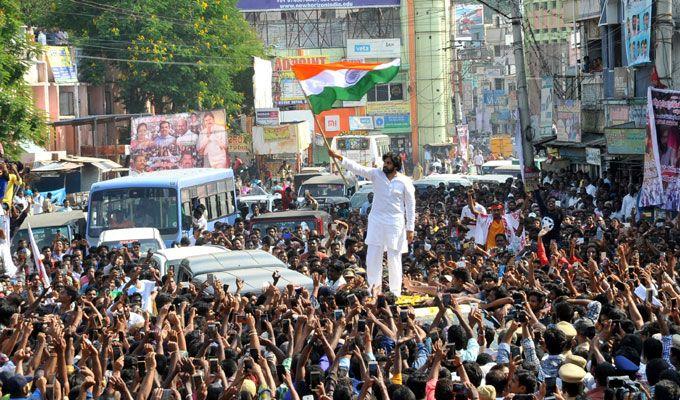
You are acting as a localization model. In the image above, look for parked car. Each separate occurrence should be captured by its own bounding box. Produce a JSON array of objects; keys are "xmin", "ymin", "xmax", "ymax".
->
[
  {"xmin": 151, "ymin": 245, "xmax": 229, "ymax": 276},
  {"xmin": 465, "ymin": 174, "xmax": 515, "ymax": 185},
  {"xmin": 480, "ymin": 160, "xmax": 513, "ymax": 175},
  {"xmin": 249, "ymin": 210, "xmax": 332, "ymax": 237},
  {"xmin": 239, "ymin": 192, "xmax": 281, "ymax": 214},
  {"xmin": 492, "ymin": 164, "xmax": 522, "ymax": 176},
  {"xmin": 350, "ymin": 189, "xmax": 373, "ymax": 211},
  {"xmin": 297, "ymin": 174, "xmax": 357, "ymax": 204},
  {"xmin": 413, "ymin": 174, "xmax": 472, "ymax": 195},
  {"xmin": 12, "ymin": 211, "xmax": 86, "ymax": 251},
  {"xmin": 176, "ymin": 250, "xmax": 314, "ymax": 294},
  {"xmin": 98, "ymin": 228, "xmax": 166, "ymax": 253},
  {"xmin": 293, "ymin": 170, "xmax": 329, "ymax": 191}
]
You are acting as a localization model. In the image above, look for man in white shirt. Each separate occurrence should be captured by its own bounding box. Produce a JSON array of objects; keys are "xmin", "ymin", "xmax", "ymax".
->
[
  {"xmin": 328, "ymin": 150, "xmax": 415, "ymax": 297},
  {"xmin": 474, "ymin": 152, "xmax": 485, "ymax": 175},
  {"xmin": 620, "ymin": 185, "xmax": 638, "ymax": 222},
  {"xmin": 461, "ymin": 192, "xmax": 487, "ymax": 239},
  {"xmin": 32, "ymin": 192, "xmax": 44, "ymax": 215}
]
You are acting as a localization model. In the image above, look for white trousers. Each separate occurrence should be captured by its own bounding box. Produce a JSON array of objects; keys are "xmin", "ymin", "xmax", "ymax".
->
[{"xmin": 365, "ymin": 244, "xmax": 403, "ymax": 297}]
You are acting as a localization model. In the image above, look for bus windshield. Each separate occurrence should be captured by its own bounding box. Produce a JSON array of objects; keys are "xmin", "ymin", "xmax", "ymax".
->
[
  {"xmin": 336, "ymin": 137, "xmax": 369, "ymax": 150},
  {"xmin": 88, "ymin": 187, "xmax": 179, "ymax": 237},
  {"xmin": 299, "ymin": 183, "xmax": 345, "ymax": 198}
]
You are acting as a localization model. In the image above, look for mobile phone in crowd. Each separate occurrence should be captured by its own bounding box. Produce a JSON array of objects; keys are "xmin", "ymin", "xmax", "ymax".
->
[
  {"xmin": 333, "ymin": 309, "xmax": 344, "ymax": 321},
  {"xmin": 368, "ymin": 361, "xmax": 379, "ymax": 377},
  {"xmin": 399, "ymin": 310, "xmax": 408, "ymax": 323},
  {"xmin": 357, "ymin": 319, "xmax": 366, "ymax": 333}
]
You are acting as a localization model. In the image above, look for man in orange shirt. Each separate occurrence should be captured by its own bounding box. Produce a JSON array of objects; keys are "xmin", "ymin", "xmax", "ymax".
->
[{"xmin": 467, "ymin": 190, "xmax": 522, "ymax": 250}]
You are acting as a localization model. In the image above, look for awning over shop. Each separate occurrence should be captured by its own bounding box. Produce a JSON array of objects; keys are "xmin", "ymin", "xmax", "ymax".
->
[
  {"xmin": 31, "ymin": 156, "xmax": 124, "ymax": 173},
  {"xmin": 543, "ymin": 133, "xmax": 606, "ymax": 149},
  {"xmin": 31, "ymin": 162, "xmax": 81, "ymax": 172}
]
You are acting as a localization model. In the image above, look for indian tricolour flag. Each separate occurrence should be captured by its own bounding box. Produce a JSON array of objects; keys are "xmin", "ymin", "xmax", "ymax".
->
[{"xmin": 292, "ymin": 59, "xmax": 400, "ymax": 114}]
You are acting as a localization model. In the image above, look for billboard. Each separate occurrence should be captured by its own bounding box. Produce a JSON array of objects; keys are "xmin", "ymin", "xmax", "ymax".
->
[
  {"xmin": 455, "ymin": 4, "xmax": 484, "ymax": 42},
  {"xmin": 237, "ymin": 0, "xmax": 400, "ymax": 11},
  {"xmin": 130, "ymin": 110, "xmax": 228, "ymax": 174},
  {"xmin": 45, "ymin": 46, "xmax": 77, "ymax": 84},
  {"xmin": 555, "ymin": 100, "xmax": 581, "ymax": 142},
  {"xmin": 456, "ymin": 125, "xmax": 469, "ymax": 161},
  {"xmin": 623, "ymin": 0, "xmax": 651, "ymax": 66},
  {"xmin": 273, "ymin": 56, "xmax": 327, "ymax": 106},
  {"xmin": 640, "ymin": 87, "xmax": 680, "ymax": 211},
  {"xmin": 539, "ymin": 76, "xmax": 554, "ymax": 138},
  {"xmin": 347, "ymin": 39, "xmax": 401, "ymax": 59}
]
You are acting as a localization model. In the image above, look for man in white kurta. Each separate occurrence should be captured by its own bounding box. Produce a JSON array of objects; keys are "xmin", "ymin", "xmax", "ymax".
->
[{"xmin": 328, "ymin": 150, "xmax": 416, "ymax": 297}]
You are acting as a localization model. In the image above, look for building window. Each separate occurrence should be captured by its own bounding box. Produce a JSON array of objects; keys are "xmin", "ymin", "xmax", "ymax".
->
[
  {"xmin": 105, "ymin": 90, "xmax": 113, "ymax": 114},
  {"xmin": 494, "ymin": 45, "xmax": 501, "ymax": 56},
  {"xmin": 59, "ymin": 91, "xmax": 75, "ymax": 116},
  {"xmin": 494, "ymin": 78, "xmax": 504, "ymax": 90},
  {"xmin": 367, "ymin": 83, "xmax": 404, "ymax": 102}
]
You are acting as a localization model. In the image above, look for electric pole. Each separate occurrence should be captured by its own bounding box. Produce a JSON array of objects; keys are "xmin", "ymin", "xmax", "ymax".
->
[{"xmin": 510, "ymin": 0, "xmax": 538, "ymax": 188}]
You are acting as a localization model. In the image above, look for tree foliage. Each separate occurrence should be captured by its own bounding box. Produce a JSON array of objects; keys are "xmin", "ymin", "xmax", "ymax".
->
[
  {"xmin": 41, "ymin": 0, "xmax": 263, "ymax": 114},
  {"xmin": 0, "ymin": 0, "xmax": 48, "ymax": 157}
]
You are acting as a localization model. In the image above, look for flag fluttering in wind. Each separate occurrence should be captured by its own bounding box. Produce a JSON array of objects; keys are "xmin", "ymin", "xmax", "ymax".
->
[
  {"xmin": 27, "ymin": 224, "xmax": 50, "ymax": 288},
  {"xmin": 291, "ymin": 59, "xmax": 400, "ymax": 114}
]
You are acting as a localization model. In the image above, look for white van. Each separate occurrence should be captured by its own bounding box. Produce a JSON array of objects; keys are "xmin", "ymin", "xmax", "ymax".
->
[{"xmin": 98, "ymin": 228, "xmax": 166, "ymax": 253}]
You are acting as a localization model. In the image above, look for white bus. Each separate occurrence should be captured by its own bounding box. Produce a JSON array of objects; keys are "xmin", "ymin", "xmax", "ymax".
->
[{"xmin": 330, "ymin": 134, "xmax": 391, "ymax": 169}]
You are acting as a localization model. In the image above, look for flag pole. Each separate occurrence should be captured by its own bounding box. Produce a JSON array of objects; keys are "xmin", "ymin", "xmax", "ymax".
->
[{"xmin": 303, "ymin": 96, "xmax": 350, "ymax": 187}]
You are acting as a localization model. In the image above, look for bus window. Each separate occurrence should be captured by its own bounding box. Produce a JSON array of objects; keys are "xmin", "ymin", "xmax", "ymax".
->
[
  {"xmin": 208, "ymin": 195, "xmax": 219, "ymax": 220},
  {"xmin": 88, "ymin": 188, "xmax": 179, "ymax": 237},
  {"xmin": 181, "ymin": 202, "xmax": 192, "ymax": 229}
]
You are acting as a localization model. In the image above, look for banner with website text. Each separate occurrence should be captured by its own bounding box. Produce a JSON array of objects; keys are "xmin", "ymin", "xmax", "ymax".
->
[
  {"xmin": 129, "ymin": 110, "xmax": 228, "ymax": 174},
  {"xmin": 640, "ymin": 88, "xmax": 680, "ymax": 211}
]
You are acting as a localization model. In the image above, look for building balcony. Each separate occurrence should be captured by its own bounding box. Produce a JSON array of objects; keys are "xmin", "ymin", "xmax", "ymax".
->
[{"xmin": 581, "ymin": 72, "xmax": 603, "ymax": 110}]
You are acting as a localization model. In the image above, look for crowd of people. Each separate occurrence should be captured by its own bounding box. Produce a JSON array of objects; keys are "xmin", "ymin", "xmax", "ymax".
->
[{"xmin": 1, "ymin": 156, "xmax": 680, "ymax": 400}]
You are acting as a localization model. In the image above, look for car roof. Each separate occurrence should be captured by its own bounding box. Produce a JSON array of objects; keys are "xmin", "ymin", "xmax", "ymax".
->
[
  {"xmin": 99, "ymin": 228, "xmax": 161, "ymax": 241},
  {"xmin": 465, "ymin": 174, "xmax": 515, "ymax": 183},
  {"xmin": 19, "ymin": 211, "xmax": 85, "ymax": 230},
  {"xmin": 300, "ymin": 175, "xmax": 356, "ymax": 185},
  {"xmin": 482, "ymin": 160, "xmax": 514, "ymax": 167},
  {"xmin": 250, "ymin": 210, "xmax": 330, "ymax": 221},
  {"xmin": 181, "ymin": 249, "xmax": 286, "ymax": 275},
  {"xmin": 154, "ymin": 245, "xmax": 228, "ymax": 261}
]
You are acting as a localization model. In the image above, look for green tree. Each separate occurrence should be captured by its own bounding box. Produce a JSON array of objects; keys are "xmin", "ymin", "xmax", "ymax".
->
[
  {"xmin": 42, "ymin": 0, "xmax": 262, "ymax": 114},
  {"xmin": 0, "ymin": 0, "xmax": 48, "ymax": 157}
]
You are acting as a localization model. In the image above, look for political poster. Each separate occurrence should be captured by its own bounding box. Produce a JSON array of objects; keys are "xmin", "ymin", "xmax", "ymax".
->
[
  {"xmin": 456, "ymin": 125, "xmax": 469, "ymax": 161},
  {"xmin": 130, "ymin": 110, "xmax": 228, "ymax": 174},
  {"xmin": 639, "ymin": 87, "xmax": 680, "ymax": 211},
  {"xmin": 539, "ymin": 76, "xmax": 554, "ymax": 138},
  {"xmin": 237, "ymin": 0, "xmax": 400, "ymax": 11},
  {"xmin": 273, "ymin": 56, "xmax": 327, "ymax": 106},
  {"xmin": 623, "ymin": 0, "xmax": 652, "ymax": 66},
  {"xmin": 45, "ymin": 46, "xmax": 78, "ymax": 84},
  {"xmin": 455, "ymin": 4, "xmax": 484, "ymax": 42},
  {"xmin": 555, "ymin": 100, "xmax": 581, "ymax": 142}
]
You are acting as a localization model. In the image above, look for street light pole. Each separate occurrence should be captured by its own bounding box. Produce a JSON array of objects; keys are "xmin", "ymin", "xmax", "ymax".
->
[{"xmin": 510, "ymin": 0, "xmax": 537, "ymax": 184}]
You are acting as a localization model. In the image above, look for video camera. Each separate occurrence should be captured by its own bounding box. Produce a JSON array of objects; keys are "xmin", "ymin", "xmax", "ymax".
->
[{"xmin": 606, "ymin": 376, "xmax": 644, "ymax": 400}]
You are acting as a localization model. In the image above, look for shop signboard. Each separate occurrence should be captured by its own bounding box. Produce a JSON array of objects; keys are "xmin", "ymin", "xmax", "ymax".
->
[
  {"xmin": 603, "ymin": 127, "xmax": 645, "ymax": 155},
  {"xmin": 255, "ymin": 108, "xmax": 280, "ymax": 126},
  {"xmin": 586, "ymin": 147, "xmax": 601, "ymax": 165},
  {"xmin": 349, "ymin": 116, "xmax": 374, "ymax": 131},
  {"xmin": 347, "ymin": 38, "xmax": 401, "ymax": 59}
]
